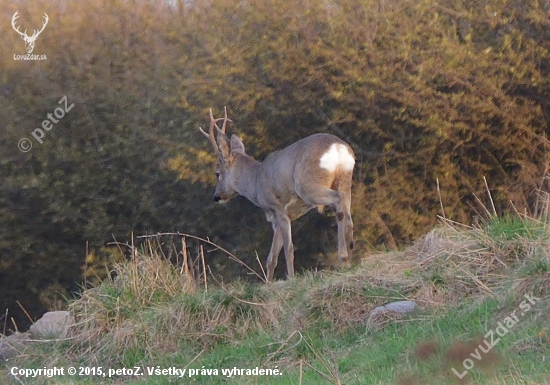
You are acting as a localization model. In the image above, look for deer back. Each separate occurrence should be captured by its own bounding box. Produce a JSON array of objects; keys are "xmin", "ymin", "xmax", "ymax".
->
[{"xmin": 252, "ymin": 133, "xmax": 354, "ymax": 210}]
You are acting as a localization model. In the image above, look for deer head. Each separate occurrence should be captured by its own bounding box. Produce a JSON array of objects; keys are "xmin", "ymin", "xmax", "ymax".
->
[
  {"xmin": 12, "ymin": 11, "xmax": 49, "ymax": 54},
  {"xmin": 199, "ymin": 107, "xmax": 244, "ymax": 202}
]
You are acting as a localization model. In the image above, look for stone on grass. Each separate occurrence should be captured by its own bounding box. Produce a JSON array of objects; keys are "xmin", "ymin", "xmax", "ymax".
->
[
  {"xmin": 366, "ymin": 300, "xmax": 417, "ymax": 331},
  {"xmin": 29, "ymin": 311, "xmax": 73, "ymax": 339}
]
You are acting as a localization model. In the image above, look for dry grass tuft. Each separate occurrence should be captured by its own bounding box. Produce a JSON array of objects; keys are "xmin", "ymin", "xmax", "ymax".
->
[
  {"xmin": 300, "ymin": 259, "xmax": 422, "ymax": 333},
  {"xmin": 365, "ymin": 307, "xmax": 409, "ymax": 332},
  {"xmin": 64, "ymin": 238, "xmax": 287, "ymax": 365},
  {"xmin": 402, "ymin": 214, "xmax": 550, "ymax": 308}
]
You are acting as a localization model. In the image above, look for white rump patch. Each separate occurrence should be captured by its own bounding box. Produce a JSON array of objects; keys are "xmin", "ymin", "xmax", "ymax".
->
[{"xmin": 319, "ymin": 143, "xmax": 355, "ymax": 172}]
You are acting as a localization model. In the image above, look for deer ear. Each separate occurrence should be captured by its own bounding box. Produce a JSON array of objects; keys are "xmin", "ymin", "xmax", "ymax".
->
[
  {"xmin": 217, "ymin": 133, "xmax": 231, "ymax": 159},
  {"xmin": 230, "ymin": 135, "xmax": 246, "ymax": 155}
]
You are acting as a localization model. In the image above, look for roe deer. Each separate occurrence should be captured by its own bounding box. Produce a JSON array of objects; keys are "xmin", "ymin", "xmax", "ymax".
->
[{"xmin": 200, "ymin": 108, "xmax": 354, "ymax": 282}]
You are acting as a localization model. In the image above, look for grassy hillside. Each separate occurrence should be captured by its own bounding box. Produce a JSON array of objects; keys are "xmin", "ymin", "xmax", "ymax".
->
[{"xmin": 2, "ymin": 211, "xmax": 549, "ymax": 384}]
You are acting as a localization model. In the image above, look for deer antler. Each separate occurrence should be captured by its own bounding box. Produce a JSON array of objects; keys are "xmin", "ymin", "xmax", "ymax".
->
[
  {"xmin": 11, "ymin": 11, "xmax": 48, "ymax": 39},
  {"xmin": 200, "ymin": 108, "xmax": 220, "ymax": 156},
  {"xmin": 199, "ymin": 107, "xmax": 231, "ymax": 155},
  {"xmin": 31, "ymin": 13, "xmax": 49, "ymax": 39},
  {"xmin": 218, "ymin": 106, "xmax": 229, "ymax": 135},
  {"xmin": 11, "ymin": 11, "xmax": 27, "ymax": 39}
]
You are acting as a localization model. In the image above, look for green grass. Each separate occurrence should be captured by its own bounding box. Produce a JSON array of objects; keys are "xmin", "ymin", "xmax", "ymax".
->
[
  {"xmin": 2, "ymin": 215, "xmax": 549, "ymax": 384},
  {"xmin": 481, "ymin": 214, "xmax": 543, "ymax": 240}
]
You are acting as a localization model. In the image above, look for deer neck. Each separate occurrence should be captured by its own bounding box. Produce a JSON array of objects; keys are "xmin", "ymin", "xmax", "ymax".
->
[{"xmin": 231, "ymin": 154, "xmax": 262, "ymax": 204}]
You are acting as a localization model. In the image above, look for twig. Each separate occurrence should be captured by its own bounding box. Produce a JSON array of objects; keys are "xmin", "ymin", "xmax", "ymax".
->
[
  {"xmin": 265, "ymin": 330, "xmax": 303, "ymax": 363},
  {"xmin": 3, "ymin": 308, "xmax": 8, "ymax": 335},
  {"xmin": 10, "ymin": 317, "xmax": 19, "ymax": 333},
  {"xmin": 185, "ymin": 348, "xmax": 205, "ymax": 370},
  {"xmin": 181, "ymin": 238, "xmax": 189, "ymax": 276},
  {"xmin": 17, "ymin": 301, "xmax": 33, "ymax": 324},
  {"xmin": 484, "ymin": 176, "xmax": 497, "ymax": 217},
  {"xmin": 255, "ymin": 251, "xmax": 267, "ymax": 281},
  {"xmin": 301, "ymin": 358, "xmax": 338, "ymax": 384},
  {"xmin": 472, "ymin": 192, "xmax": 492, "ymax": 219},
  {"xmin": 200, "ymin": 245, "xmax": 208, "ymax": 293},
  {"xmin": 135, "ymin": 232, "xmax": 265, "ymax": 282},
  {"xmin": 436, "ymin": 178, "xmax": 446, "ymax": 219}
]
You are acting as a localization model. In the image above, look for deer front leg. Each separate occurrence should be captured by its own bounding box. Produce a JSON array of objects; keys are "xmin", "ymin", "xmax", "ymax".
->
[
  {"xmin": 265, "ymin": 223, "xmax": 283, "ymax": 282},
  {"xmin": 265, "ymin": 211, "xmax": 286, "ymax": 282},
  {"xmin": 265, "ymin": 211, "xmax": 295, "ymax": 280}
]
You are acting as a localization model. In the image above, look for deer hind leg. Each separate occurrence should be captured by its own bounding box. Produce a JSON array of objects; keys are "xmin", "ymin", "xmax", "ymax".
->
[
  {"xmin": 336, "ymin": 173, "xmax": 354, "ymax": 264},
  {"xmin": 336, "ymin": 205, "xmax": 352, "ymax": 267},
  {"xmin": 336, "ymin": 209, "xmax": 353, "ymax": 267},
  {"xmin": 296, "ymin": 185, "xmax": 352, "ymax": 266}
]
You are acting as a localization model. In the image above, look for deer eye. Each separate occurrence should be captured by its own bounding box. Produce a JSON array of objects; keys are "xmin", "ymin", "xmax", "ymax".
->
[{"xmin": 215, "ymin": 172, "xmax": 220, "ymax": 179}]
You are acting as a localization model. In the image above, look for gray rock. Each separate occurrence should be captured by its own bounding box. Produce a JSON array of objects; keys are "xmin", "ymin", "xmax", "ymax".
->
[
  {"xmin": 0, "ymin": 332, "xmax": 30, "ymax": 361},
  {"xmin": 366, "ymin": 300, "xmax": 418, "ymax": 331},
  {"xmin": 29, "ymin": 311, "xmax": 73, "ymax": 339},
  {"xmin": 380, "ymin": 300, "xmax": 417, "ymax": 314}
]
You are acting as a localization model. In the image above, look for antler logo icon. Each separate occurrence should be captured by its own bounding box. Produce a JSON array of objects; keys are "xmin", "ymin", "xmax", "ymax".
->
[{"xmin": 11, "ymin": 11, "xmax": 49, "ymax": 54}]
